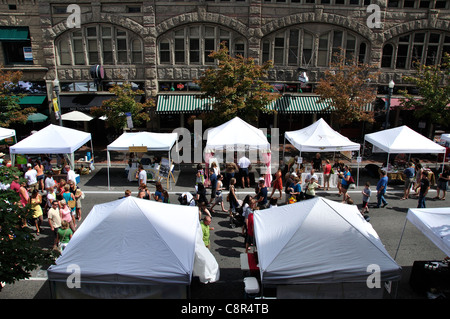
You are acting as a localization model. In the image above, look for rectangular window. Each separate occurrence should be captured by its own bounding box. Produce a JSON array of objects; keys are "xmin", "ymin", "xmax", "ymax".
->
[
  {"xmin": 174, "ymin": 38, "xmax": 185, "ymax": 64},
  {"xmin": 274, "ymin": 37, "xmax": 284, "ymax": 65},
  {"xmin": 117, "ymin": 38, "xmax": 127, "ymax": 63},
  {"xmin": 205, "ymin": 38, "xmax": 215, "ymax": 63},
  {"xmin": 318, "ymin": 34, "xmax": 329, "ymax": 66},
  {"xmin": 403, "ymin": 0, "xmax": 415, "ymax": 7},
  {"xmin": 302, "ymin": 33, "xmax": 313, "ymax": 66},
  {"xmin": 262, "ymin": 41, "xmax": 270, "ymax": 63},
  {"xmin": 132, "ymin": 39, "xmax": 142, "ymax": 63},
  {"xmin": 59, "ymin": 41, "xmax": 71, "ymax": 65},
  {"xmin": 426, "ymin": 45, "xmax": 439, "ymax": 65},
  {"xmin": 332, "ymin": 31, "xmax": 343, "ymax": 62},
  {"xmin": 288, "ymin": 29, "xmax": 299, "ymax": 66},
  {"xmin": 73, "ymin": 38, "xmax": 85, "ymax": 65},
  {"xmin": 190, "ymin": 38, "xmax": 200, "ymax": 64},
  {"xmin": 396, "ymin": 44, "xmax": 408, "ymax": 69},
  {"xmin": 411, "ymin": 45, "xmax": 423, "ymax": 67},
  {"xmin": 159, "ymin": 41, "xmax": 170, "ymax": 63}
]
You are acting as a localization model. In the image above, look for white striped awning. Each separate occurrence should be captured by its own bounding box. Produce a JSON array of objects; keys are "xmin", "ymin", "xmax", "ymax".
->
[{"xmin": 266, "ymin": 95, "xmax": 332, "ymax": 113}]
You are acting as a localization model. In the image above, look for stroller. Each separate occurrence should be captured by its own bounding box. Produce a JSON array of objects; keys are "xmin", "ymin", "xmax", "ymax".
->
[{"xmin": 229, "ymin": 199, "xmax": 244, "ymax": 228}]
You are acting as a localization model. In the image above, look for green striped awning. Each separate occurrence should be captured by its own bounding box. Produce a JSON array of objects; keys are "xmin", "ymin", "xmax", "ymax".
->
[
  {"xmin": 267, "ymin": 95, "xmax": 332, "ymax": 113},
  {"xmin": 18, "ymin": 95, "xmax": 46, "ymax": 105},
  {"xmin": 0, "ymin": 27, "xmax": 29, "ymax": 41},
  {"xmin": 157, "ymin": 94, "xmax": 214, "ymax": 113}
]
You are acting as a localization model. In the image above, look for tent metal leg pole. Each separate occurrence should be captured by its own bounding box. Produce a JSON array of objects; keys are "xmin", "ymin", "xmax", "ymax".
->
[
  {"xmin": 394, "ymin": 216, "xmax": 408, "ymax": 260},
  {"xmin": 107, "ymin": 151, "xmax": 110, "ymax": 190},
  {"xmin": 357, "ymin": 150, "xmax": 360, "ymax": 188}
]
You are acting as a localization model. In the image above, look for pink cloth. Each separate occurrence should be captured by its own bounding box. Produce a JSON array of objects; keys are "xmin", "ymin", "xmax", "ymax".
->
[{"xmin": 262, "ymin": 152, "xmax": 272, "ymax": 187}]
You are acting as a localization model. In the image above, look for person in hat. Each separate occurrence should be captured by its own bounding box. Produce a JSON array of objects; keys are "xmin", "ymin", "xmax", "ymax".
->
[{"xmin": 24, "ymin": 163, "xmax": 38, "ymax": 192}]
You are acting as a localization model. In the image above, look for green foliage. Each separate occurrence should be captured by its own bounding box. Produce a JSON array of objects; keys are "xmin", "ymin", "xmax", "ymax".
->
[
  {"xmin": 0, "ymin": 67, "xmax": 36, "ymax": 128},
  {"xmin": 194, "ymin": 43, "xmax": 280, "ymax": 126},
  {"xmin": 90, "ymin": 83, "xmax": 155, "ymax": 132},
  {"xmin": 0, "ymin": 166, "xmax": 56, "ymax": 287},
  {"xmin": 399, "ymin": 53, "xmax": 450, "ymax": 129},
  {"xmin": 315, "ymin": 50, "xmax": 379, "ymax": 127}
]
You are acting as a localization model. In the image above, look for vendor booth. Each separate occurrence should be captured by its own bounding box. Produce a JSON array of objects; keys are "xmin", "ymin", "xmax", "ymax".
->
[
  {"xmin": 47, "ymin": 196, "xmax": 220, "ymax": 299},
  {"xmin": 0, "ymin": 127, "xmax": 16, "ymax": 141},
  {"xmin": 106, "ymin": 131, "xmax": 178, "ymax": 189},
  {"xmin": 9, "ymin": 124, "xmax": 93, "ymax": 181},
  {"xmin": 252, "ymin": 197, "xmax": 402, "ymax": 298},
  {"xmin": 205, "ymin": 117, "xmax": 272, "ymax": 187},
  {"xmin": 364, "ymin": 126, "xmax": 446, "ymax": 182},
  {"xmin": 395, "ymin": 208, "xmax": 450, "ymax": 298},
  {"xmin": 284, "ymin": 118, "xmax": 361, "ymax": 185}
]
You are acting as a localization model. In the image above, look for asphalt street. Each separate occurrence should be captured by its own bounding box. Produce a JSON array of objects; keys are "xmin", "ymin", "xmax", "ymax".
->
[{"xmin": 1, "ymin": 162, "xmax": 448, "ymax": 300}]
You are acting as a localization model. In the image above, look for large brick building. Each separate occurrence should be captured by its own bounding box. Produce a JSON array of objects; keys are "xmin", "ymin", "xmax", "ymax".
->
[{"xmin": 1, "ymin": 0, "xmax": 449, "ymax": 137}]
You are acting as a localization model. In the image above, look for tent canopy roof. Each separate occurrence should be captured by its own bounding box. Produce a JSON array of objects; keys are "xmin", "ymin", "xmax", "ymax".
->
[
  {"xmin": 48, "ymin": 197, "xmax": 200, "ymax": 285},
  {"xmin": 61, "ymin": 110, "xmax": 94, "ymax": 122},
  {"xmin": 285, "ymin": 118, "xmax": 360, "ymax": 153},
  {"xmin": 406, "ymin": 208, "xmax": 450, "ymax": 257},
  {"xmin": 364, "ymin": 125, "xmax": 445, "ymax": 154},
  {"xmin": 107, "ymin": 131, "xmax": 178, "ymax": 152},
  {"xmin": 205, "ymin": 117, "xmax": 270, "ymax": 151},
  {"xmin": 440, "ymin": 133, "xmax": 450, "ymax": 143},
  {"xmin": 10, "ymin": 124, "xmax": 91, "ymax": 154},
  {"xmin": 0, "ymin": 127, "xmax": 16, "ymax": 140},
  {"xmin": 254, "ymin": 197, "xmax": 401, "ymax": 285}
]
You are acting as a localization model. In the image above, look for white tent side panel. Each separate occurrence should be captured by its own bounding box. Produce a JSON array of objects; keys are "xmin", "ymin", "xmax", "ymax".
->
[{"xmin": 406, "ymin": 208, "xmax": 450, "ymax": 257}]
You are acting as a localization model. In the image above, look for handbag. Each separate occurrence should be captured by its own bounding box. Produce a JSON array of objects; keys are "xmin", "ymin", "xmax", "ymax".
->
[{"xmin": 68, "ymin": 200, "xmax": 76, "ymax": 208}]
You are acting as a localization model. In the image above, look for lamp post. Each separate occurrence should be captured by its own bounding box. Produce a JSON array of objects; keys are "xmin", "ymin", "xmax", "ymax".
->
[
  {"xmin": 52, "ymin": 78, "xmax": 63, "ymax": 126},
  {"xmin": 384, "ymin": 80, "xmax": 395, "ymax": 130}
]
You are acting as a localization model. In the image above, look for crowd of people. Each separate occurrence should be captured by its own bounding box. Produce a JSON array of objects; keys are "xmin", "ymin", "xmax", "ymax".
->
[{"xmin": 8, "ymin": 157, "xmax": 84, "ymax": 252}]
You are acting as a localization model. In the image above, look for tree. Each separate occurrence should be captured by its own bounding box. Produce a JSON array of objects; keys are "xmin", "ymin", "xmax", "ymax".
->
[
  {"xmin": 194, "ymin": 43, "xmax": 280, "ymax": 126},
  {"xmin": 90, "ymin": 83, "xmax": 155, "ymax": 132},
  {"xmin": 399, "ymin": 53, "xmax": 450, "ymax": 138},
  {"xmin": 315, "ymin": 50, "xmax": 379, "ymax": 128},
  {"xmin": 0, "ymin": 67, "xmax": 36, "ymax": 127},
  {"xmin": 0, "ymin": 166, "xmax": 55, "ymax": 289}
]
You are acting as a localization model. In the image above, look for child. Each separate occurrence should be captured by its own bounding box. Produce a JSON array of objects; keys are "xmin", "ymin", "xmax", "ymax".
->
[
  {"xmin": 196, "ymin": 164, "xmax": 205, "ymax": 185},
  {"xmin": 361, "ymin": 181, "xmax": 371, "ymax": 215},
  {"xmin": 305, "ymin": 177, "xmax": 321, "ymax": 199}
]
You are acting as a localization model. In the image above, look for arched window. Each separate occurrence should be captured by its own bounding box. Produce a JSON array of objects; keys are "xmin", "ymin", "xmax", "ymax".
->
[
  {"xmin": 56, "ymin": 25, "xmax": 143, "ymax": 66},
  {"xmin": 157, "ymin": 25, "xmax": 246, "ymax": 65},
  {"xmin": 262, "ymin": 26, "xmax": 367, "ymax": 67},
  {"xmin": 382, "ymin": 31, "xmax": 450, "ymax": 69}
]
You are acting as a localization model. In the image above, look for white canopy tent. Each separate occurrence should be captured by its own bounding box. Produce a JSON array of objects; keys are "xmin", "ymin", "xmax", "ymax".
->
[
  {"xmin": 395, "ymin": 207, "xmax": 450, "ymax": 260},
  {"xmin": 284, "ymin": 118, "xmax": 362, "ymax": 185},
  {"xmin": 205, "ymin": 117, "xmax": 272, "ymax": 186},
  {"xmin": 47, "ymin": 196, "xmax": 220, "ymax": 299},
  {"xmin": 0, "ymin": 127, "xmax": 16, "ymax": 141},
  {"xmin": 61, "ymin": 110, "xmax": 94, "ymax": 122},
  {"xmin": 441, "ymin": 134, "xmax": 450, "ymax": 144},
  {"xmin": 9, "ymin": 124, "xmax": 93, "ymax": 168},
  {"xmin": 364, "ymin": 126, "xmax": 446, "ymax": 170},
  {"xmin": 254, "ymin": 197, "xmax": 401, "ymax": 298},
  {"xmin": 106, "ymin": 131, "xmax": 178, "ymax": 189},
  {"xmin": 205, "ymin": 117, "xmax": 270, "ymax": 151}
]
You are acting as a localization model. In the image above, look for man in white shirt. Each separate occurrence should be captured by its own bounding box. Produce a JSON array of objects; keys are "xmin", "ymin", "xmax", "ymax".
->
[
  {"xmin": 138, "ymin": 164, "xmax": 147, "ymax": 186},
  {"xmin": 65, "ymin": 165, "xmax": 77, "ymax": 185},
  {"xmin": 238, "ymin": 155, "xmax": 251, "ymax": 188},
  {"xmin": 24, "ymin": 163, "xmax": 38, "ymax": 192},
  {"xmin": 45, "ymin": 171, "xmax": 56, "ymax": 191}
]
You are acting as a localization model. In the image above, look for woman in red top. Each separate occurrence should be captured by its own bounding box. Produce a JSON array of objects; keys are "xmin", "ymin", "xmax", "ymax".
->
[
  {"xmin": 323, "ymin": 159, "xmax": 332, "ymax": 191},
  {"xmin": 270, "ymin": 168, "xmax": 283, "ymax": 198}
]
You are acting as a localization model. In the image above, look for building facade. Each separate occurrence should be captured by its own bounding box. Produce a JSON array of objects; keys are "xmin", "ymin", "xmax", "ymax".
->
[{"xmin": 1, "ymin": 0, "xmax": 449, "ymax": 136}]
